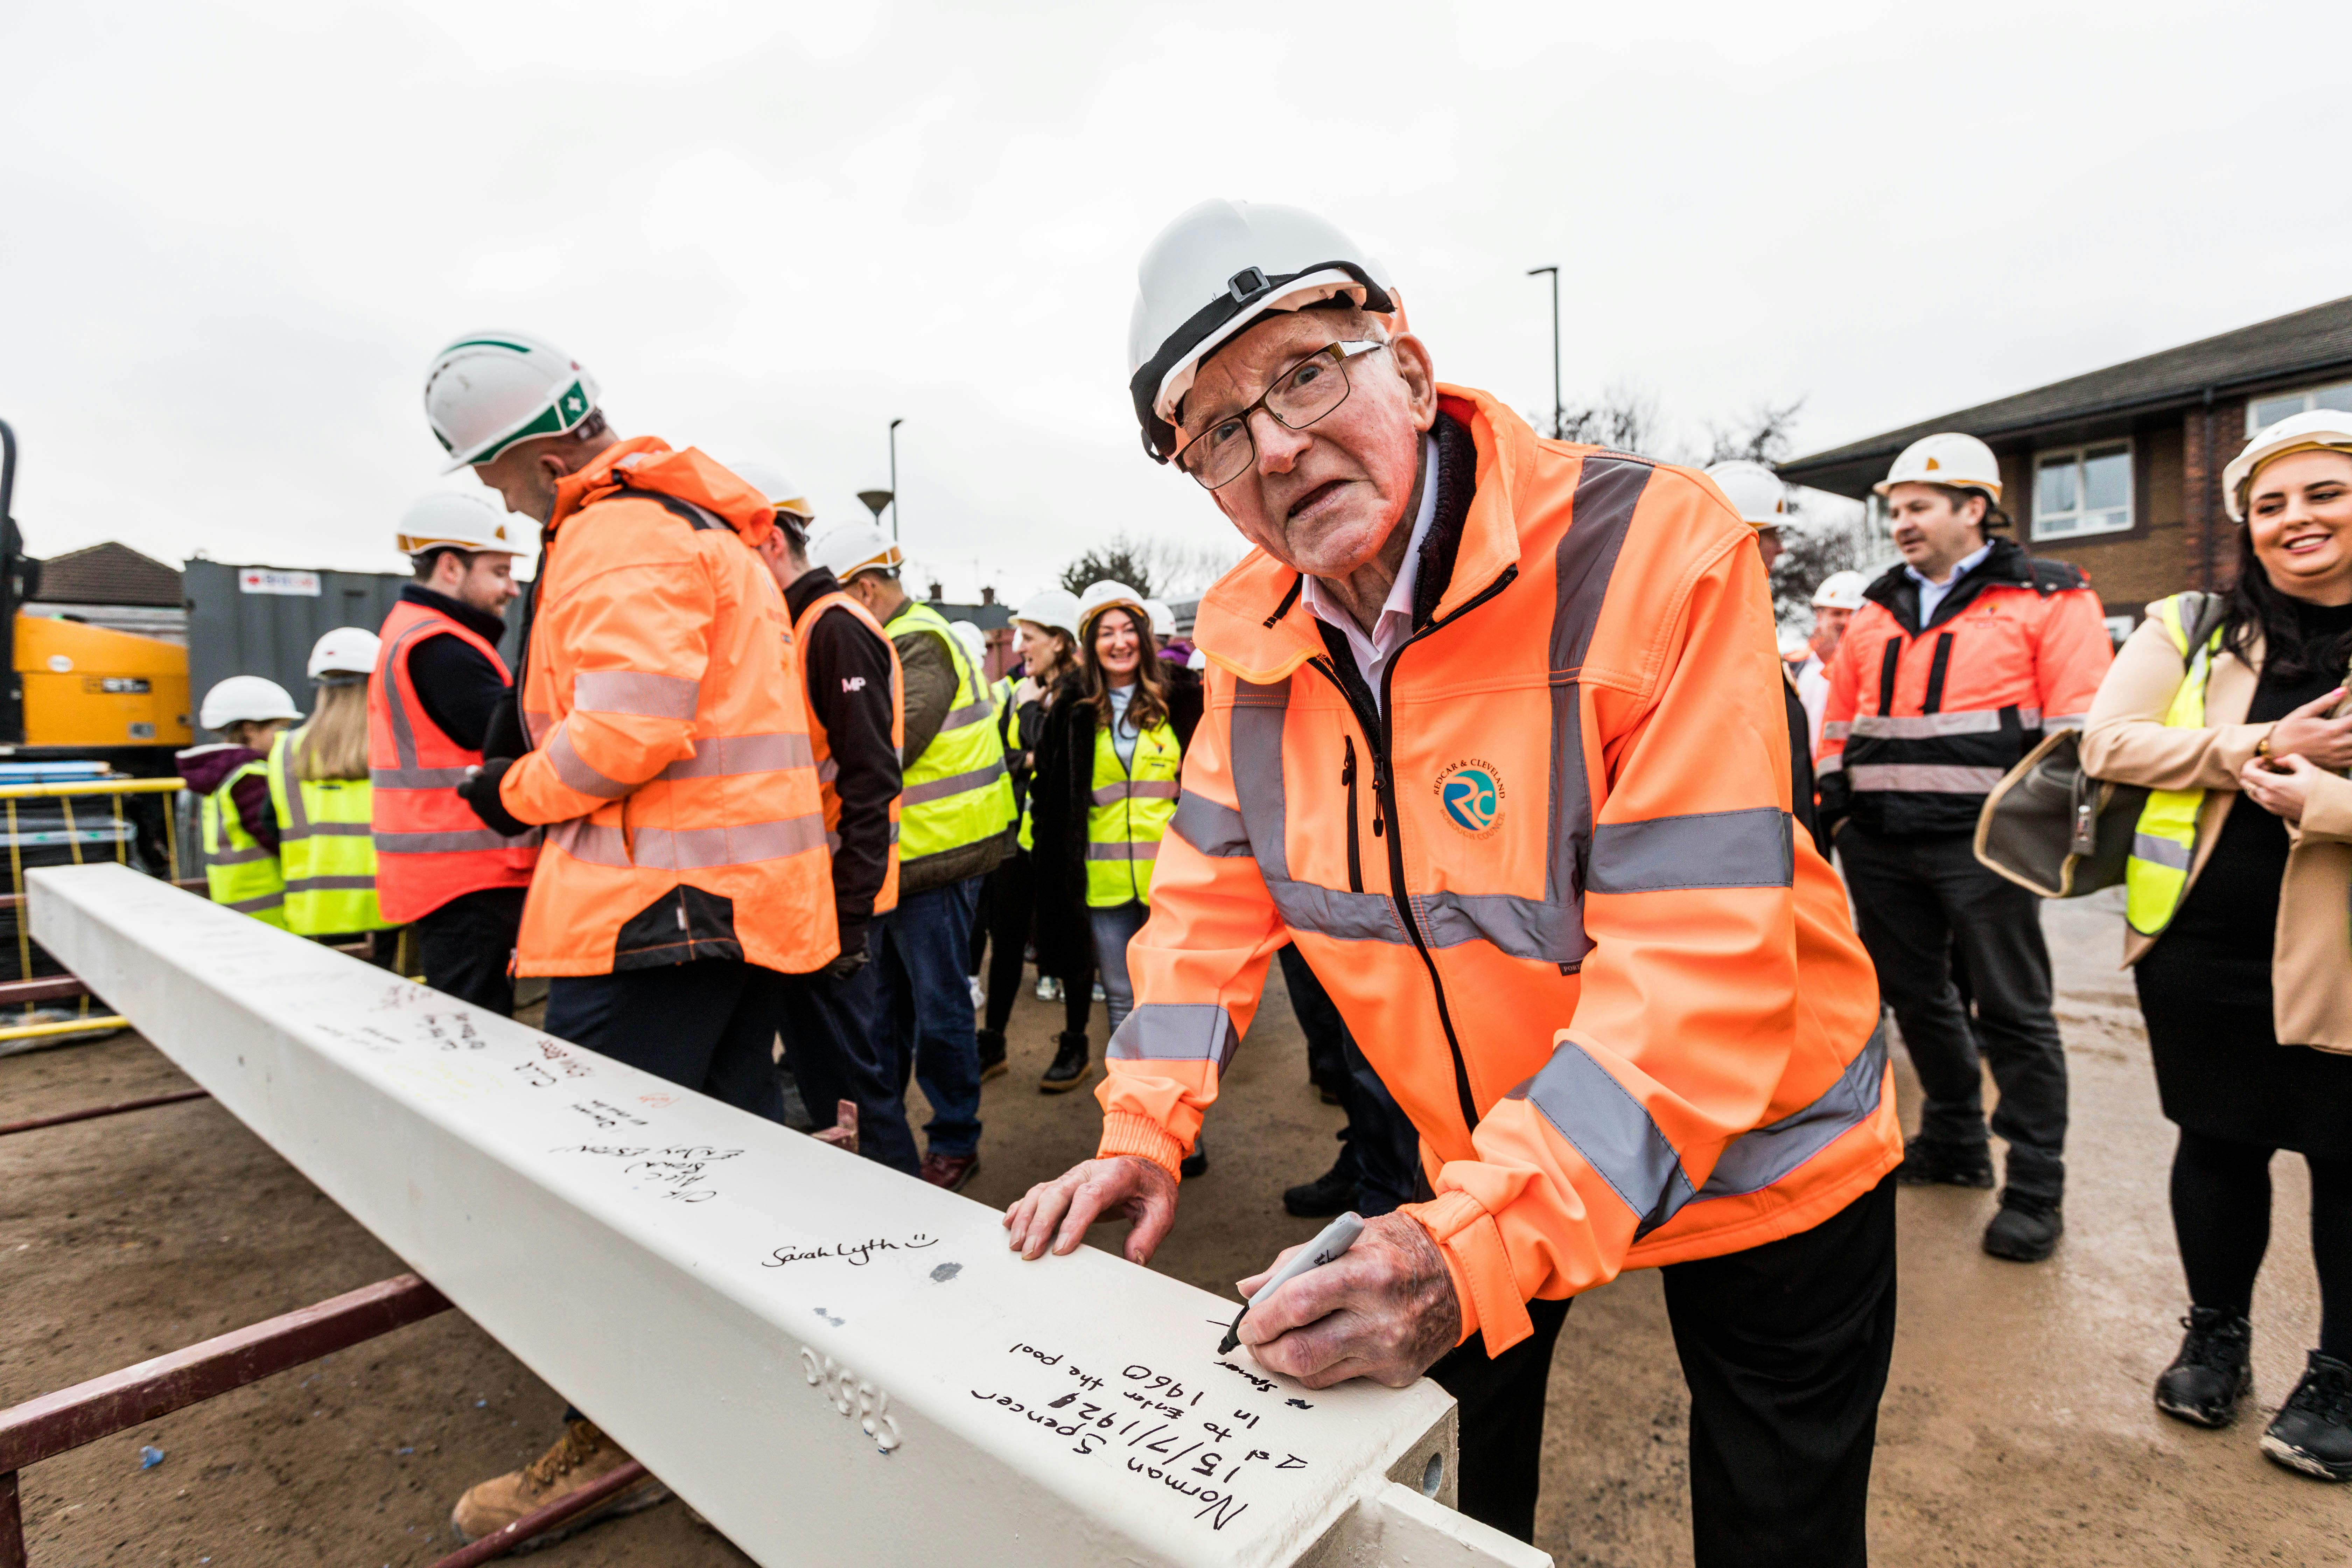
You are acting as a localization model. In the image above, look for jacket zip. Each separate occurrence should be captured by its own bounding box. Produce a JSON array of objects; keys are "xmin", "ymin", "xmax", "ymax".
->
[
  {"xmin": 1341, "ymin": 736, "xmax": 1363, "ymax": 892},
  {"xmin": 1301, "ymin": 562, "xmax": 1520, "ymax": 1138}
]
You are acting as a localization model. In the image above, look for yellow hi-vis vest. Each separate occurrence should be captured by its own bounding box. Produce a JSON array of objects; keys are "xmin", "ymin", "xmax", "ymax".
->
[
  {"xmin": 2124, "ymin": 592, "xmax": 2225, "ymax": 937},
  {"xmin": 886, "ymin": 600, "xmax": 1015, "ymax": 868},
  {"xmin": 201, "ymin": 757, "xmax": 287, "ymax": 928},
  {"xmin": 1086, "ymin": 710, "xmax": 1180, "ymax": 907},
  {"xmin": 267, "ymin": 728, "xmax": 394, "ymax": 936}
]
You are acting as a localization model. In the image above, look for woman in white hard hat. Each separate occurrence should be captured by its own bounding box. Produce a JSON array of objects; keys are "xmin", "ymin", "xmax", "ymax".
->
[
  {"xmin": 2080, "ymin": 409, "xmax": 2352, "ymax": 1478},
  {"xmin": 178, "ymin": 677, "xmax": 304, "ymax": 926},
  {"xmin": 972, "ymin": 589, "xmax": 1088, "ymax": 1080},
  {"xmin": 1024, "ymin": 582, "xmax": 1201, "ymax": 1113},
  {"xmin": 268, "ymin": 629, "xmax": 398, "ymax": 959}
]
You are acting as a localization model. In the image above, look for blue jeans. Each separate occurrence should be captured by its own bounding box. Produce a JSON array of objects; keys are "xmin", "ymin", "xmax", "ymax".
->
[
  {"xmin": 778, "ymin": 932, "xmax": 922, "ymax": 1178},
  {"xmin": 1089, "ymin": 901, "xmax": 1149, "ymax": 1040},
  {"xmin": 875, "ymin": 876, "xmax": 985, "ymax": 1158}
]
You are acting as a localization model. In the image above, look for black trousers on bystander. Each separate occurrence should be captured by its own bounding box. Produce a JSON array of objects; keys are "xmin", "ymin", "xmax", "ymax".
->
[{"xmin": 415, "ymin": 886, "xmax": 528, "ymax": 1017}]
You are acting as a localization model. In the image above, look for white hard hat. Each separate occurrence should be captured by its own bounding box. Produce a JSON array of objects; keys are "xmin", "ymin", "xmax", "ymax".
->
[
  {"xmin": 949, "ymin": 620, "xmax": 989, "ymax": 668},
  {"xmin": 1142, "ymin": 598, "xmax": 1176, "ymax": 639},
  {"xmin": 308, "ymin": 626, "xmax": 382, "ymax": 681},
  {"xmin": 808, "ymin": 520, "xmax": 902, "ymax": 584},
  {"xmin": 1703, "ymin": 460, "xmax": 1791, "ymax": 530},
  {"xmin": 722, "ymin": 458, "xmax": 816, "ymax": 521},
  {"xmin": 2222, "ymin": 409, "xmax": 2352, "ymax": 522},
  {"xmin": 1127, "ymin": 198, "xmax": 1401, "ymax": 462},
  {"xmin": 1186, "ymin": 645, "xmax": 1208, "ymax": 672},
  {"xmin": 1077, "ymin": 580, "xmax": 1150, "ymax": 637},
  {"xmin": 200, "ymin": 676, "xmax": 302, "ymax": 732},
  {"xmin": 1810, "ymin": 570, "xmax": 1868, "ymax": 611},
  {"xmin": 1874, "ymin": 432, "xmax": 2002, "ymax": 502},
  {"xmin": 1013, "ymin": 588, "xmax": 1081, "ymax": 638},
  {"xmin": 396, "ymin": 490, "xmax": 525, "ymax": 558},
  {"xmin": 423, "ymin": 330, "xmax": 601, "ymax": 475}
]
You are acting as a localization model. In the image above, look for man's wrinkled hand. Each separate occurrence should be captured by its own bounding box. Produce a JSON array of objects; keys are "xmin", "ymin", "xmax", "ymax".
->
[
  {"xmin": 1234, "ymin": 1212, "xmax": 1459, "ymax": 1390},
  {"xmin": 1003, "ymin": 1155, "xmax": 1178, "ymax": 1265}
]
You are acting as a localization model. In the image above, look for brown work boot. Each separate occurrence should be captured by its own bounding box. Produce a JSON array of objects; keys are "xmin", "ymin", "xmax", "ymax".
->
[
  {"xmin": 921, "ymin": 1150, "xmax": 980, "ymax": 1191},
  {"xmin": 450, "ymin": 1417, "xmax": 670, "ymax": 1548}
]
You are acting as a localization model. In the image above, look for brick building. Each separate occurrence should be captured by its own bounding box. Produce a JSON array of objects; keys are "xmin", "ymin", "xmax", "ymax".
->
[{"xmin": 1780, "ymin": 294, "xmax": 2352, "ymax": 636}]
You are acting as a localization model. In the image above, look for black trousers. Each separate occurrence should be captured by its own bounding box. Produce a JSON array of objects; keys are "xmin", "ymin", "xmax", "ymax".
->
[
  {"xmin": 778, "ymin": 938, "xmax": 922, "ymax": 1178},
  {"xmin": 543, "ymin": 958, "xmax": 789, "ymax": 1124},
  {"xmin": 415, "ymin": 887, "xmax": 527, "ymax": 1017},
  {"xmin": 1839, "ymin": 824, "xmax": 2068, "ymax": 1205},
  {"xmin": 1279, "ymin": 944, "xmax": 1421, "ymax": 1214},
  {"xmin": 1432, "ymin": 1178, "xmax": 1897, "ymax": 1564},
  {"xmin": 977, "ymin": 850, "xmax": 1034, "ymax": 1037}
]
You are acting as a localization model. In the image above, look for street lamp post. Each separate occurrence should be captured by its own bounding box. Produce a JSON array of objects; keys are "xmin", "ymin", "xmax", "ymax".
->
[
  {"xmin": 887, "ymin": 418, "xmax": 903, "ymax": 541},
  {"xmin": 1526, "ymin": 265, "xmax": 1561, "ymax": 440}
]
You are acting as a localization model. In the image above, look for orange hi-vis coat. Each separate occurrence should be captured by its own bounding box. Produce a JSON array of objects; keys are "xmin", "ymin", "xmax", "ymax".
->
[
  {"xmin": 792, "ymin": 589, "xmax": 905, "ymax": 916},
  {"xmin": 1815, "ymin": 540, "xmax": 2113, "ymax": 836},
  {"xmin": 1097, "ymin": 387, "xmax": 1896, "ymax": 1354},
  {"xmin": 369, "ymin": 597, "xmax": 539, "ymax": 924},
  {"xmin": 497, "ymin": 438, "xmax": 838, "ymax": 977}
]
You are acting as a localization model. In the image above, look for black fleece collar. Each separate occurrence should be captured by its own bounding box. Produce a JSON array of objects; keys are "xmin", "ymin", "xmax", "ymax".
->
[
  {"xmin": 784, "ymin": 565, "xmax": 843, "ymax": 622},
  {"xmin": 400, "ymin": 582, "xmax": 511, "ymax": 644}
]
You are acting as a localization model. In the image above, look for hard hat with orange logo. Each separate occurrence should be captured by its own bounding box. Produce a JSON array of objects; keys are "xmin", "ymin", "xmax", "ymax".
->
[
  {"xmin": 1704, "ymin": 460, "xmax": 1792, "ymax": 530},
  {"xmin": 1873, "ymin": 432, "xmax": 2001, "ymax": 502}
]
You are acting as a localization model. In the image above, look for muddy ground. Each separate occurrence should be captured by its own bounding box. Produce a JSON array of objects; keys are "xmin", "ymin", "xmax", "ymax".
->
[{"xmin": 4, "ymin": 890, "xmax": 2348, "ymax": 1565}]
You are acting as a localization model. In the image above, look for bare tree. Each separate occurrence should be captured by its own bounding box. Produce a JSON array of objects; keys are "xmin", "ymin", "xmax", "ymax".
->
[
  {"xmin": 1059, "ymin": 533, "xmax": 1246, "ymax": 600},
  {"xmin": 1702, "ymin": 397, "xmax": 1806, "ymax": 466},
  {"xmin": 1552, "ymin": 382, "xmax": 1664, "ymax": 455}
]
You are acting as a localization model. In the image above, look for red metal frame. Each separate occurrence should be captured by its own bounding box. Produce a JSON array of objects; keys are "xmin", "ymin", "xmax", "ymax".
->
[
  {"xmin": 0, "ymin": 1273, "xmax": 451, "ymax": 1567},
  {"xmin": 0, "ymin": 1088, "xmax": 209, "ymax": 1138}
]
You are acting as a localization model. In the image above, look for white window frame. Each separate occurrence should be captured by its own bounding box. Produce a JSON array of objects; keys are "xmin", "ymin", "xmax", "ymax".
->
[
  {"xmin": 2030, "ymin": 439, "xmax": 2135, "ymax": 542},
  {"xmin": 2246, "ymin": 378, "xmax": 2352, "ymax": 435}
]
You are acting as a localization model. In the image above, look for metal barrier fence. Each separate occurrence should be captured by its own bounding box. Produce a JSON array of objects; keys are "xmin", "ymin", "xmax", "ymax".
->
[{"xmin": 0, "ymin": 775, "xmax": 189, "ymax": 1047}]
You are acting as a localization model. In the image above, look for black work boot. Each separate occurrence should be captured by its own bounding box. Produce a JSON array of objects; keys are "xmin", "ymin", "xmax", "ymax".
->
[
  {"xmin": 2154, "ymin": 1307, "xmax": 2253, "ymax": 1428},
  {"xmin": 1982, "ymin": 1195, "xmax": 2063, "ymax": 1262},
  {"xmin": 1284, "ymin": 1155, "xmax": 1357, "ymax": 1218},
  {"xmin": 1181, "ymin": 1137, "xmax": 1208, "ymax": 1180},
  {"xmin": 1894, "ymin": 1135, "xmax": 1996, "ymax": 1189},
  {"xmin": 2263, "ymin": 1352, "xmax": 2352, "ymax": 1482},
  {"xmin": 975, "ymin": 1028, "xmax": 1008, "ymax": 1082},
  {"xmin": 1040, "ymin": 1032, "xmax": 1092, "ymax": 1094}
]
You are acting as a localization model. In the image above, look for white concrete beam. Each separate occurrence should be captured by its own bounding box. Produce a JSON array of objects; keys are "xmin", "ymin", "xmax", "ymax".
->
[{"xmin": 30, "ymin": 866, "xmax": 1547, "ymax": 1568}]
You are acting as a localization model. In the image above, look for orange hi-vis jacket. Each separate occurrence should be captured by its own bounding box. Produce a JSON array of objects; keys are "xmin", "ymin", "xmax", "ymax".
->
[
  {"xmin": 369, "ymin": 598, "xmax": 539, "ymax": 923},
  {"xmin": 1816, "ymin": 539, "xmax": 2113, "ymax": 836},
  {"xmin": 1098, "ymin": 387, "xmax": 1896, "ymax": 1354},
  {"xmin": 497, "ymin": 438, "xmax": 838, "ymax": 977},
  {"xmin": 792, "ymin": 589, "xmax": 905, "ymax": 916}
]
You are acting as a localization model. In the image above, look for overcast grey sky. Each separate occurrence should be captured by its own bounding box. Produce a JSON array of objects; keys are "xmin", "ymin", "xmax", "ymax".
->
[{"xmin": 5, "ymin": 1, "xmax": 2344, "ymax": 600}]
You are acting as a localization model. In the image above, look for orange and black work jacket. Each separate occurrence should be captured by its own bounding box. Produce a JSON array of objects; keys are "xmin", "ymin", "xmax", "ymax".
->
[
  {"xmin": 1100, "ymin": 388, "xmax": 1896, "ymax": 1354},
  {"xmin": 784, "ymin": 565, "xmax": 905, "ymax": 945},
  {"xmin": 496, "ymin": 438, "xmax": 837, "ymax": 977},
  {"xmin": 1816, "ymin": 539, "xmax": 2113, "ymax": 836},
  {"xmin": 370, "ymin": 595, "xmax": 539, "ymax": 924}
]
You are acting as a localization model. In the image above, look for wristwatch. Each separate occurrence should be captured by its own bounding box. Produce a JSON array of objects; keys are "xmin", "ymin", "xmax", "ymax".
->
[{"xmin": 2256, "ymin": 731, "xmax": 2275, "ymax": 761}]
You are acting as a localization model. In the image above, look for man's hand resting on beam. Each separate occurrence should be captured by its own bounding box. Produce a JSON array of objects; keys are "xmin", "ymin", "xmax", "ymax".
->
[{"xmin": 1004, "ymin": 1155, "xmax": 1179, "ymax": 1264}]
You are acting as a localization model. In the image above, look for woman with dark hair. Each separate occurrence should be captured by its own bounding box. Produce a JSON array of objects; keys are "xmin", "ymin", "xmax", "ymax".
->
[
  {"xmin": 1027, "ymin": 581, "xmax": 1202, "ymax": 1102},
  {"xmin": 973, "ymin": 590, "xmax": 1087, "ymax": 1079},
  {"xmin": 2082, "ymin": 410, "xmax": 2352, "ymax": 1481}
]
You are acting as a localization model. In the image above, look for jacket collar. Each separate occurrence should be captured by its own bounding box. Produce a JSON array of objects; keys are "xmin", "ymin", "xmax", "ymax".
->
[
  {"xmin": 548, "ymin": 436, "xmax": 777, "ymax": 545},
  {"xmin": 783, "ymin": 565, "xmax": 843, "ymax": 621},
  {"xmin": 399, "ymin": 582, "xmax": 510, "ymax": 644},
  {"xmin": 1865, "ymin": 535, "xmax": 2033, "ymax": 635},
  {"xmin": 1192, "ymin": 384, "xmax": 1535, "ymax": 685}
]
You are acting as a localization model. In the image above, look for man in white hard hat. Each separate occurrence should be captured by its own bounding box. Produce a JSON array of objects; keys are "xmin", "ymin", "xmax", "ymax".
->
[
  {"xmin": 369, "ymin": 491, "xmax": 537, "ymax": 1016},
  {"xmin": 1008, "ymin": 198, "xmax": 1899, "ymax": 1564},
  {"xmin": 1794, "ymin": 569, "xmax": 1867, "ymax": 752},
  {"xmin": 806, "ymin": 521, "xmax": 1017, "ymax": 1190},
  {"xmin": 734, "ymin": 465, "xmax": 922, "ymax": 1178},
  {"xmin": 178, "ymin": 677, "xmax": 304, "ymax": 926},
  {"xmin": 1818, "ymin": 431, "xmax": 2113, "ymax": 1264},
  {"xmin": 1707, "ymin": 460, "xmax": 1824, "ymax": 854},
  {"xmin": 422, "ymin": 333, "xmax": 838, "ymax": 1548}
]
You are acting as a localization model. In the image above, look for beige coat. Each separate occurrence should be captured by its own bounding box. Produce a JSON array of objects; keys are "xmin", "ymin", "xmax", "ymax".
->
[{"xmin": 2081, "ymin": 611, "xmax": 2352, "ymax": 1051}]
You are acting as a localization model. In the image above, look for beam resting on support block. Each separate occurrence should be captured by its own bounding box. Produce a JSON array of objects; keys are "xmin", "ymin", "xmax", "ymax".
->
[{"xmin": 28, "ymin": 865, "xmax": 1546, "ymax": 1568}]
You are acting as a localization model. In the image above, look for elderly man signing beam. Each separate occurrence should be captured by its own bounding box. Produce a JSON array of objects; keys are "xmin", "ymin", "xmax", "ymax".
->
[{"xmin": 1004, "ymin": 200, "xmax": 1901, "ymax": 1567}]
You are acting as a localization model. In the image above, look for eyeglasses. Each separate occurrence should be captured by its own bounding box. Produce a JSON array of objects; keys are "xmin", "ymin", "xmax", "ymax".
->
[{"xmin": 1172, "ymin": 340, "xmax": 1386, "ymax": 492}]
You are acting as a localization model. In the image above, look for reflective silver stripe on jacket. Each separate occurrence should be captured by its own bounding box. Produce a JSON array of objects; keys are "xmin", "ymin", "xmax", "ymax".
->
[
  {"xmin": 941, "ymin": 695, "xmax": 997, "ymax": 729},
  {"xmin": 2131, "ymin": 832, "xmax": 2192, "ymax": 871},
  {"xmin": 549, "ymin": 813, "xmax": 828, "ymax": 869},
  {"xmin": 205, "ymin": 844, "xmax": 274, "ymax": 867},
  {"xmin": 573, "ymin": 670, "xmax": 700, "ymax": 719},
  {"xmin": 1091, "ymin": 780, "xmax": 1182, "ymax": 805},
  {"xmin": 1587, "ymin": 808, "xmax": 1794, "ymax": 895},
  {"xmin": 274, "ymin": 740, "xmax": 373, "ymax": 844},
  {"xmin": 1845, "ymin": 763, "xmax": 2007, "ymax": 793},
  {"xmin": 1086, "ymin": 840, "xmax": 1160, "ymax": 862},
  {"xmin": 1508, "ymin": 1024, "xmax": 1887, "ymax": 1239},
  {"xmin": 901, "ymin": 757, "xmax": 1007, "ymax": 806},
  {"xmin": 1848, "ymin": 709, "xmax": 2025, "ymax": 740},
  {"xmin": 658, "ymin": 732, "xmax": 817, "ymax": 781},
  {"xmin": 546, "ymin": 724, "xmax": 634, "ymax": 799},
  {"xmin": 1106, "ymin": 1002, "xmax": 1241, "ymax": 1072},
  {"xmin": 378, "ymin": 614, "xmax": 461, "ymax": 782},
  {"xmin": 221, "ymin": 891, "xmax": 284, "ymax": 913},
  {"xmin": 376, "ymin": 828, "xmax": 526, "ymax": 854},
  {"xmin": 282, "ymin": 874, "xmax": 378, "ymax": 894},
  {"xmin": 827, "ymin": 821, "xmax": 902, "ymax": 856}
]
